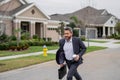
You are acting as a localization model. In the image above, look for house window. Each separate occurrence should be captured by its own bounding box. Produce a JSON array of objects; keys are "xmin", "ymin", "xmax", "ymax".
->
[
  {"xmin": 31, "ymin": 9, "xmax": 35, "ymax": 14},
  {"xmin": 111, "ymin": 21, "xmax": 113, "ymax": 24},
  {"xmin": 48, "ymin": 27, "xmax": 57, "ymax": 30}
]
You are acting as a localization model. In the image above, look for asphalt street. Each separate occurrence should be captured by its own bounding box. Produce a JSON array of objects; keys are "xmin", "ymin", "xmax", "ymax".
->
[{"xmin": 0, "ymin": 48, "xmax": 120, "ymax": 80}]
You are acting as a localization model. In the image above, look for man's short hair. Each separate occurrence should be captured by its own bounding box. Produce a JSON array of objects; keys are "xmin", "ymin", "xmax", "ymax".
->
[{"xmin": 64, "ymin": 27, "xmax": 73, "ymax": 33}]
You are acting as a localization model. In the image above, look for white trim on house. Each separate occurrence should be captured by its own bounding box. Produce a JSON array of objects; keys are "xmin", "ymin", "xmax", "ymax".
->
[
  {"xmin": 16, "ymin": 16, "xmax": 48, "ymax": 21},
  {"xmin": 13, "ymin": 19, "xmax": 48, "ymax": 24},
  {"xmin": 48, "ymin": 20, "xmax": 69, "ymax": 24},
  {"xmin": 14, "ymin": 3, "xmax": 34, "ymax": 16},
  {"xmin": 47, "ymin": 26, "xmax": 58, "ymax": 28},
  {"xmin": 19, "ymin": 0, "xmax": 26, "ymax": 4},
  {"xmin": 101, "ymin": 10, "xmax": 108, "ymax": 15},
  {"xmin": 0, "ymin": 0, "xmax": 26, "ymax": 6},
  {"xmin": 14, "ymin": 3, "xmax": 50, "ymax": 19},
  {"xmin": 0, "ymin": 15, "xmax": 12, "ymax": 19},
  {"xmin": 104, "ymin": 16, "xmax": 117, "ymax": 27},
  {"xmin": 89, "ymin": 24, "xmax": 104, "ymax": 26},
  {"xmin": 0, "ymin": 0, "xmax": 11, "ymax": 6}
]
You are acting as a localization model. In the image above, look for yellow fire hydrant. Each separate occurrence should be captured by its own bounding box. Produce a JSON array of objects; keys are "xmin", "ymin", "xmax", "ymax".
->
[{"xmin": 43, "ymin": 45, "xmax": 48, "ymax": 57}]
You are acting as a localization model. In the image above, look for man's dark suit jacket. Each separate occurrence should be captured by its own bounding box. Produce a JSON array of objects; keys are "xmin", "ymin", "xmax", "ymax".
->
[{"xmin": 56, "ymin": 37, "xmax": 86, "ymax": 64}]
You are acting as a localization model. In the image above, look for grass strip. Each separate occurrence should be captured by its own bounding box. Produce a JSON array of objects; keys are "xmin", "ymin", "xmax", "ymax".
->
[
  {"xmin": 0, "ymin": 46, "xmax": 107, "ymax": 72},
  {"xmin": 0, "ymin": 46, "xmax": 58, "ymax": 57}
]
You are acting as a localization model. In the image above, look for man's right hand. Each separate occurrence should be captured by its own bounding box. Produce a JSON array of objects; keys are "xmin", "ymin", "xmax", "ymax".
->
[{"xmin": 60, "ymin": 64, "xmax": 64, "ymax": 67}]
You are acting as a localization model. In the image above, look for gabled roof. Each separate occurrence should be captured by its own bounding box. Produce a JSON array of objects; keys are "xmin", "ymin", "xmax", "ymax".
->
[
  {"xmin": 0, "ymin": 0, "xmax": 4, "ymax": 2},
  {"xmin": 9, "ymin": 3, "xmax": 32, "ymax": 16},
  {"xmin": 12, "ymin": 3, "xmax": 50, "ymax": 19},
  {"xmin": 0, "ymin": 0, "xmax": 50, "ymax": 19},
  {"xmin": 50, "ymin": 6, "xmax": 114, "ymax": 26},
  {"xmin": 0, "ymin": 0, "xmax": 28, "ymax": 5}
]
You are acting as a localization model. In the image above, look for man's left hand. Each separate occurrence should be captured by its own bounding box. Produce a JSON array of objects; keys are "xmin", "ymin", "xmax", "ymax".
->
[{"xmin": 74, "ymin": 55, "xmax": 80, "ymax": 61}]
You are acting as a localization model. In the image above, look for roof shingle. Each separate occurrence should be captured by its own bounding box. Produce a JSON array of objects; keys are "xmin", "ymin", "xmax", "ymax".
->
[{"xmin": 50, "ymin": 6, "xmax": 113, "ymax": 26}]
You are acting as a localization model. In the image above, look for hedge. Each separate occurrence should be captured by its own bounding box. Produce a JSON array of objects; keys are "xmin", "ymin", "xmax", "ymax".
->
[
  {"xmin": 26, "ymin": 40, "xmax": 58, "ymax": 46},
  {"xmin": 0, "ymin": 41, "xmax": 58, "ymax": 50}
]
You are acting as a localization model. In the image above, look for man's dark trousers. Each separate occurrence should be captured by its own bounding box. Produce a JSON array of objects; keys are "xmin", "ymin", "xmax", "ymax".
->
[{"xmin": 66, "ymin": 60, "xmax": 82, "ymax": 80}]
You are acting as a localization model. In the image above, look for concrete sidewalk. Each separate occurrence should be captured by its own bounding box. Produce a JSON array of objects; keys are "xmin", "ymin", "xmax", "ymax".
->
[
  {"xmin": 0, "ymin": 48, "xmax": 120, "ymax": 80},
  {"xmin": 0, "ymin": 50, "xmax": 57, "ymax": 60},
  {"xmin": 84, "ymin": 39, "xmax": 120, "ymax": 48}
]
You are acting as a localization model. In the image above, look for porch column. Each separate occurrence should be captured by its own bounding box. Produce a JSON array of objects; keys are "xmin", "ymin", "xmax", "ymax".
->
[
  {"xmin": 43, "ymin": 22, "xmax": 47, "ymax": 39},
  {"xmin": 112, "ymin": 27, "xmax": 115, "ymax": 34},
  {"xmin": 108, "ymin": 27, "xmax": 111, "ymax": 36},
  {"xmin": 30, "ymin": 21, "xmax": 35, "ymax": 38},
  {"xmin": 95, "ymin": 28, "xmax": 97, "ymax": 38},
  {"xmin": 40, "ymin": 23, "xmax": 43, "ymax": 38},
  {"xmin": 102, "ymin": 26, "xmax": 106, "ymax": 37}
]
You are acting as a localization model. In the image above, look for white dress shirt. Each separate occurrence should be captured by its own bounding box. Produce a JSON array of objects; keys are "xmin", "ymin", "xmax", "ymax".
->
[{"xmin": 63, "ymin": 38, "xmax": 74, "ymax": 60}]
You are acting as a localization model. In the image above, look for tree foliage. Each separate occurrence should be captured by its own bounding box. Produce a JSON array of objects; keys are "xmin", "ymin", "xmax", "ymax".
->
[
  {"xmin": 56, "ymin": 22, "xmax": 65, "ymax": 38},
  {"xmin": 115, "ymin": 22, "xmax": 120, "ymax": 34},
  {"xmin": 69, "ymin": 16, "xmax": 85, "ymax": 37}
]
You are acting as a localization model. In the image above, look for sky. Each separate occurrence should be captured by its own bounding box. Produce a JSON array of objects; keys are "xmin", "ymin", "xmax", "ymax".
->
[{"xmin": 27, "ymin": 0, "xmax": 120, "ymax": 18}]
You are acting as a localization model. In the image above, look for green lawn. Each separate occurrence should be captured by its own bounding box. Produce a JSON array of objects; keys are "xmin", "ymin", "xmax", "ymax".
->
[
  {"xmin": 85, "ymin": 40, "xmax": 108, "ymax": 43},
  {"xmin": 0, "ymin": 54, "xmax": 55, "ymax": 72},
  {"xmin": 114, "ymin": 42, "xmax": 120, "ymax": 44},
  {"xmin": 86, "ymin": 46, "xmax": 107, "ymax": 53},
  {"xmin": 0, "ymin": 46, "xmax": 58, "ymax": 57},
  {"xmin": 0, "ymin": 46, "xmax": 107, "ymax": 72}
]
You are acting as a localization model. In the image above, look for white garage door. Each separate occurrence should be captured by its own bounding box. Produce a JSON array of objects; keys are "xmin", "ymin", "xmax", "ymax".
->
[{"xmin": 87, "ymin": 29, "xmax": 96, "ymax": 39}]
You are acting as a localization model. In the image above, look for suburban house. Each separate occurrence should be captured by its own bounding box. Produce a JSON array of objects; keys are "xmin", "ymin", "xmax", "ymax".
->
[
  {"xmin": 0, "ymin": 0, "xmax": 119, "ymax": 42},
  {"xmin": 50, "ymin": 6, "xmax": 118, "ymax": 39},
  {"xmin": 0, "ymin": 0, "xmax": 66, "ymax": 42}
]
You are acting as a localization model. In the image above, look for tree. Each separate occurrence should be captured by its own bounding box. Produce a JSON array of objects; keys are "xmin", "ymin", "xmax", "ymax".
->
[
  {"xmin": 69, "ymin": 16, "xmax": 84, "ymax": 37},
  {"xmin": 67, "ymin": 22, "xmax": 79, "ymax": 37},
  {"xmin": 14, "ymin": 28, "xmax": 21, "ymax": 47},
  {"xmin": 56, "ymin": 22, "xmax": 65, "ymax": 38},
  {"xmin": 115, "ymin": 22, "xmax": 120, "ymax": 34},
  {"xmin": 70, "ymin": 16, "xmax": 79, "ymax": 27}
]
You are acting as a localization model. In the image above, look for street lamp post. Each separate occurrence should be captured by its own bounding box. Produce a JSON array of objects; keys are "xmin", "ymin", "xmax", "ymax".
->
[{"xmin": 87, "ymin": 30, "xmax": 90, "ymax": 47}]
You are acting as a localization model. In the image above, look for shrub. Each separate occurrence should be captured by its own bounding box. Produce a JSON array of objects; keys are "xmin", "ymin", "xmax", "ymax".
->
[
  {"xmin": 25, "ymin": 40, "xmax": 57, "ymax": 46},
  {"xmin": 43, "ymin": 37, "xmax": 46, "ymax": 41},
  {"xmin": 33, "ymin": 35, "xmax": 39, "ymax": 39},
  {"xmin": 0, "ymin": 43, "xmax": 9, "ymax": 50},
  {"xmin": 106, "ymin": 36, "xmax": 113, "ymax": 39},
  {"xmin": 16, "ymin": 46, "xmax": 21, "ymax": 51},
  {"xmin": 10, "ymin": 46, "xmax": 16, "ymax": 51},
  {"xmin": 9, "ymin": 35, "xmax": 17, "ymax": 41},
  {"xmin": 114, "ymin": 35, "xmax": 120, "ymax": 39},
  {"xmin": 0, "ymin": 34, "xmax": 9, "ymax": 43},
  {"xmin": 47, "ymin": 38, "xmax": 52, "ymax": 42},
  {"xmin": 80, "ymin": 36, "xmax": 86, "ymax": 41},
  {"xmin": 9, "ymin": 41, "xmax": 17, "ymax": 47},
  {"xmin": 9, "ymin": 41, "xmax": 29, "ymax": 51},
  {"xmin": 21, "ymin": 32, "xmax": 30, "ymax": 40},
  {"xmin": 53, "ymin": 42, "xmax": 59, "ymax": 45}
]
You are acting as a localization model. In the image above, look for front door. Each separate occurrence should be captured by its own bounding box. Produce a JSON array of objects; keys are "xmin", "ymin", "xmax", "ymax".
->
[{"xmin": 35, "ymin": 22, "xmax": 43, "ymax": 38}]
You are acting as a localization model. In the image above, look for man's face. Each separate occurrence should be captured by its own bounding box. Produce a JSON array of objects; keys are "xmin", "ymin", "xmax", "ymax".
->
[{"xmin": 64, "ymin": 30, "xmax": 73, "ymax": 40}]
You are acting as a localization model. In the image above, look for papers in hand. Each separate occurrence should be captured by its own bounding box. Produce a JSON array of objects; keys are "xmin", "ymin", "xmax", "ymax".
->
[{"xmin": 73, "ymin": 54, "xmax": 77, "ymax": 58}]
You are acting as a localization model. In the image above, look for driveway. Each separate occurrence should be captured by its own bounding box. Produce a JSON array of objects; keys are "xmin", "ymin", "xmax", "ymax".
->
[
  {"xmin": 0, "ymin": 48, "xmax": 120, "ymax": 80},
  {"xmin": 84, "ymin": 39, "xmax": 120, "ymax": 48}
]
